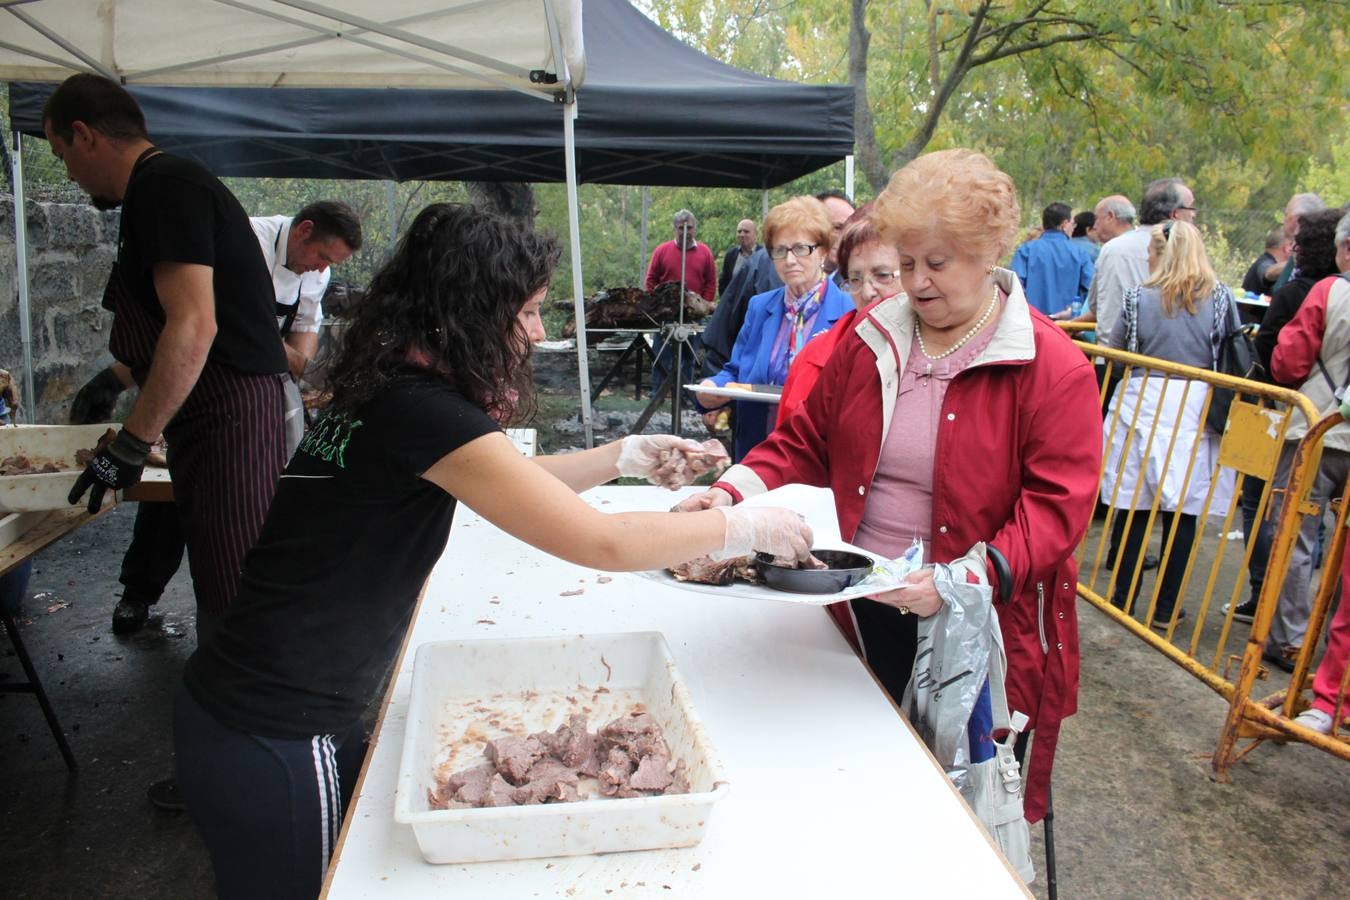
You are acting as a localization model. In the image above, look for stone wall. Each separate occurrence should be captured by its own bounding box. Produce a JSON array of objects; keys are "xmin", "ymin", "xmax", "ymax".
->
[{"xmin": 0, "ymin": 195, "xmax": 120, "ymax": 423}]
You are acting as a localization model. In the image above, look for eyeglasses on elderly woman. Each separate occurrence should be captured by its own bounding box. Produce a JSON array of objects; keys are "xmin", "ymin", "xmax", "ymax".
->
[
  {"xmin": 842, "ymin": 269, "xmax": 901, "ymax": 293},
  {"xmin": 768, "ymin": 242, "xmax": 819, "ymax": 260}
]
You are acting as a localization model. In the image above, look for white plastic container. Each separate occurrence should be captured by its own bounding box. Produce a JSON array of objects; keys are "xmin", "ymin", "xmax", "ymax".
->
[
  {"xmin": 0, "ymin": 424, "xmax": 116, "ymax": 513},
  {"xmin": 393, "ymin": 632, "xmax": 729, "ymax": 864}
]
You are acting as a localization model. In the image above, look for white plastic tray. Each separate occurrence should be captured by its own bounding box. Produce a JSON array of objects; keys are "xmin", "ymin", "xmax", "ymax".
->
[
  {"xmin": 394, "ymin": 632, "xmax": 729, "ymax": 864},
  {"xmin": 0, "ymin": 424, "xmax": 116, "ymax": 513}
]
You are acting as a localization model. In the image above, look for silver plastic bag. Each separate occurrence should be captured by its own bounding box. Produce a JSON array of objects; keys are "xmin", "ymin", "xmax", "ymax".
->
[{"xmin": 901, "ymin": 544, "xmax": 1035, "ymax": 883}]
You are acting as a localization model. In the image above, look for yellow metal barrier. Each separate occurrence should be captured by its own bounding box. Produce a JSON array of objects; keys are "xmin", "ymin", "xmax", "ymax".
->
[
  {"xmin": 1056, "ymin": 321, "xmax": 1096, "ymax": 337},
  {"xmin": 1214, "ymin": 411, "xmax": 1350, "ymax": 770},
  {"xmin": 1068, "ymin": 342, "xmax": 1335, "ymax": 778}
]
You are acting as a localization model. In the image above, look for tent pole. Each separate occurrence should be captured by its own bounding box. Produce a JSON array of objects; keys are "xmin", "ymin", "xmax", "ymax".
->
[
  {"xmin": 10, "ymin": 131, "xmax": 35, "ymax": 424},
  {"xmin": 761, "ymin": 189, "xmax": 768, "ymax": 220},
  {"xmin": 563, "ymin": 98, "xmax": 595, "ymax": 448},
  {"xmin": 638, "ymin": 187, "xmax": 649, "ymax": 284},
  {"xmin": 384, "ymin": 180, "xmax": 397, "ymax": 250},
  {"xmin": 845, "ymin": 154, "xmax": 855, "ymax": 200}
]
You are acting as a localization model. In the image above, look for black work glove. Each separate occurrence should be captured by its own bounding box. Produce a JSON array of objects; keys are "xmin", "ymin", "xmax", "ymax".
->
[
  {"xmin": 69, "ymin": 367, "xmax": 128, "ymax": 425},
  {"xmin": 68, "ymin": 428, "xmax": 151, "ymax": 513}
]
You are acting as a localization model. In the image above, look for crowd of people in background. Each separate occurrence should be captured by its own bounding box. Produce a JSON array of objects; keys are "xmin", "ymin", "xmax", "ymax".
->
[{"xmin": 667, "ymin": 174, "xmax": 1349, "ymax": 740}]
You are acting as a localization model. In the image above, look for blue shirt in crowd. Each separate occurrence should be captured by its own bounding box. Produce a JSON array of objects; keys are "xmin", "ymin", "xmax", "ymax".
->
[{"xmin": 1011, "ymin": 231, "xmax": 1095, "ymax": 317}]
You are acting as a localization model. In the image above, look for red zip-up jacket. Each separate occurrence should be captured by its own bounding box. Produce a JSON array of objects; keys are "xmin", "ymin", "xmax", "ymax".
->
[{"xmin": 716, "ymin": 272, "xmax": 1101, "ymax": 822}]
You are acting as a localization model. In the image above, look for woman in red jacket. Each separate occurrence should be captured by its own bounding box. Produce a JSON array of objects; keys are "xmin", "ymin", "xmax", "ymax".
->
[{"xmin": 678, "ymin": 149, "xmax": 1101, "ymax": 823}]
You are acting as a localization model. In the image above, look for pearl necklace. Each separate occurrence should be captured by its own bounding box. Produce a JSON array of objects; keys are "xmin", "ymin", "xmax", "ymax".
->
[{"xmin": 915, "ymin": 287, "xmax": 999, "ymax": 361}]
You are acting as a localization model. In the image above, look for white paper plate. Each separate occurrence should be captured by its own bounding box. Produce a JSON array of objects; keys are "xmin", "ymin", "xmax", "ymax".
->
[
  {"xmin": 633, "ymin": 562, "xmax": 901, "ymax": 605},
  {"xmin": 637, "ymin": 484, "xmax": 916, "ymax": 605},
  {"xmin": 683, "ymin": 383, "xmax": 782, "ymax": 404}
]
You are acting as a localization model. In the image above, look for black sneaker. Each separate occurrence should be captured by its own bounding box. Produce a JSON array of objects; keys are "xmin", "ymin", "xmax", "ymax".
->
[
  {"xmin": 112, "ymin": 597, "xmax": 151, "ymax": 634},
  {"xmin": 1223, "ymin": 598, "xmax": 1258, "ymax": 624},
  {"xmin": 147, "ymin": 777, "xmax": 186, "ymax": 812}
]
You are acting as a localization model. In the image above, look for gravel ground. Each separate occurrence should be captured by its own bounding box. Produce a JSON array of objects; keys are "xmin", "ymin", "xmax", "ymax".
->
[{"xmin": 3, "ymin": 407, "xmax": 1349, "ymax": 897}]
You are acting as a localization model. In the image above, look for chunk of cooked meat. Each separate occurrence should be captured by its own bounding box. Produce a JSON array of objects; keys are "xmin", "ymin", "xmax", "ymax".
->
[
  {"xmin": 649, "ymin": 439, "xmax": 730, "ymax": 489},
  {"xmin": 600, "ymin": 710, "xmax": 669, "ymax": 759},
  {"xmin": 510, "ymin": 758, "xmax": 581, "ymax": 805},
  {"xmin": 628, "ymin": 753, "xmax": 674, "ymax": 792},
  {"xmin": 443, "ymin": 762, "xmax": 496, "ymax": 806},
  {"xmin": 598, "ymin": 746, "xmax": 636, "ymax": 797},
  {"xmin": 552, "ymin": 713, "xmax": 601, "ymax": 770},
  {"xmin": 669, "ymin": 554, "xmax": 761, "ymax": 586},
  {"xmin": 484, "ymin": 774, "xmax": 520, "ymax": 808},
  {"xmin": 484, "ymin": 735, "xmax": 545, "ymax": 785},
  {"xmin": 430, "ymin": 705, "xmax": 693, "ymax": 809}
]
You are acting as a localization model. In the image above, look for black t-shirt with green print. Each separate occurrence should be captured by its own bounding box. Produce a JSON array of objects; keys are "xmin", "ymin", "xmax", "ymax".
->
[{"xmin": 184, "ymin": 369, "xmax": 500, "ymax": 738}]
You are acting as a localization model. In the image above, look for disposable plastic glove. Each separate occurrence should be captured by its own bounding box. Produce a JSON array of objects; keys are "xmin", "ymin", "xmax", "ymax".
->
[
  {"xmin": 616, "ymin": 434, "xmax": 730, "ymax": 489},
  {"xmin": 710, "ymin": 505, "xmax": 813, "ymax": 563}
]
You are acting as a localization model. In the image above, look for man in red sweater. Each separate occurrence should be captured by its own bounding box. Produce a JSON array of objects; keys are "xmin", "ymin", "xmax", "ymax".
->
[{"xmin": 645, "ymin": 209, "xmax": 717, "ymax": 302}]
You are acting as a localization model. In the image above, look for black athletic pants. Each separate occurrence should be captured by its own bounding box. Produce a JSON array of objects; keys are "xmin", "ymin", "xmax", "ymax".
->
[{"xmin": 174, "ymin": 685, "xmax": 367, "ymax": 900}]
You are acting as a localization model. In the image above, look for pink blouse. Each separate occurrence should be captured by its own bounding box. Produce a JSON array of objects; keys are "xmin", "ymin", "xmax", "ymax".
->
[{"xmin": 852, "ymin": 313, "xmax": 1000, "ymax": 560}]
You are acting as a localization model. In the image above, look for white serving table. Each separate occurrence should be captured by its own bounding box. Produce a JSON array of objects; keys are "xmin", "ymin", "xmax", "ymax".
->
[{"xmin": 322, "ymin": 486, "xmax": 1027, "ymax": 898}]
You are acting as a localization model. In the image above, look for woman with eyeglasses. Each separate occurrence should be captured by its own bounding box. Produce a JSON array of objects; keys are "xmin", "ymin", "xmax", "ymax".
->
[
  {"xmin": 678, "ymin": 150, "xmax": 1102, "ymax": 827},
  {"xmin": 1100, "ymin": 219, "xmax": 1239, "ymax": 629},
  {"xmin": 775, "ymin": 203, "xmax": 899, "ymax": 428},
  {"xmin": 694, "ymin": 196, "xmax": 853, "ymax": 460}
]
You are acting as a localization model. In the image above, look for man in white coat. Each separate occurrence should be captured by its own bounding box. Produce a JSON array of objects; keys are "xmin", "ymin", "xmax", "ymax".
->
[{"xmin": 250, "ymin": 201, "xmax": 363, "ymax": 452}]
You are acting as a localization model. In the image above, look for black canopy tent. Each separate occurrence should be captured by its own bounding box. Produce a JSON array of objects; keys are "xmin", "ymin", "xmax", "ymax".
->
[
  {"xmin": 6, "ymin": 0, "xmax": 853, "ymax": 443},
  {"xmin": 9, "ymin": 0, "xmax": 853, "ymax": 187}
]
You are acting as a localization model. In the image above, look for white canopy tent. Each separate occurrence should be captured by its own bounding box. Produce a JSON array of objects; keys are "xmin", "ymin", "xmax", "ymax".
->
[{"xmin": 0, "ymin": 0, "xmax": 602, "ymax": 443}]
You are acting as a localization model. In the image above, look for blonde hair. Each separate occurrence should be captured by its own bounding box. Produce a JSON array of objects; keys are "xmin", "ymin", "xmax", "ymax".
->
[
  {"xmin": 874, "ymin": 148, "xmax": 1020, "ymax": 263},
  {"xmin": 1145, "ymin": 221, "xmax": 1216, "ymax": 316},
  {"xmin": 763, "ymin": 196, "xmax": 834, "ymax": 252}
]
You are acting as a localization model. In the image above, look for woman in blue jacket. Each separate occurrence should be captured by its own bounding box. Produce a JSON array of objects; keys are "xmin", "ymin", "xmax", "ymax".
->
[{"xmin": 696, "ymin": 196, "xmax": 853, "ymax": 460}]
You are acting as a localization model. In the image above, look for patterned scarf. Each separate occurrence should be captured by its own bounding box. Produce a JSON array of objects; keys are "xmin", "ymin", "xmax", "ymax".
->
[{"xmin": 767, "ymin": 280, "xmax": 825, "ymax": 385}]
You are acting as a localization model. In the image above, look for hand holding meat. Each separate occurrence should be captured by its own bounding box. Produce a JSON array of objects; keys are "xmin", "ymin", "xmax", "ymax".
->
[
  {"xmin": 67, "ymin": 427, "xmax": 151, "ymax": 513},
  {"xmin": 616, "ymin": 435, "xmax": 729, "ymax": 489},
  {"xmin": 670, "ymin": 486, "xmax": 734, "ymax": 513},
  {"xmin": 711, "ymin": 505, "xmax": 812, "ymax": 563},
  {"xmin": 868, "ymin": 568, "xmax": 942, "ymax": 617}
]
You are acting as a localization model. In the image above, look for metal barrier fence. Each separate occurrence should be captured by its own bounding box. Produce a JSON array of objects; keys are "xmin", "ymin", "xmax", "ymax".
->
[
  {"xmin": 1215, "ymin": 410, "xmax": 1350, "ymax": 771},
  {"xmin": 1063, "ymin": 341, "xmax": 1350, "ymax": 776}
]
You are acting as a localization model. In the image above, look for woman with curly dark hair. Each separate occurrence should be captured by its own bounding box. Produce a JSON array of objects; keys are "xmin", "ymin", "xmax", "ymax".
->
[
  {"xmin": 172, "ymin": 203, "xmax": 811, "ymax": 900},
  {"xmin": 1253, "ymin": 207, "xmax": 1346, "ymax": 373}
]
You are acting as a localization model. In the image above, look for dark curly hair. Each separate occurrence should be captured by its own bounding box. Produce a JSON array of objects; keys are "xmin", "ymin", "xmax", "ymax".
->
[
  {"xmin": 1293, "ymin": 209, "xmax": 1344, "ymax": 280},
  {"xmin": 327, "ymin": 203, "xmax": 560, "ymax": 423}
]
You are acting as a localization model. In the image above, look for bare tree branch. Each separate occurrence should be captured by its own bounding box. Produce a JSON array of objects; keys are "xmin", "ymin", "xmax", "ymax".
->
[{"xmin": 970, "ymin": 30, "xmax": 1103, "ymax": 68}]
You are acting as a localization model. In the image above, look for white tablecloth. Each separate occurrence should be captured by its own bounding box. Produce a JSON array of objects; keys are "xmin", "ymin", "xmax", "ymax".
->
[{"xmin": 322, "ymin": 486, "xmax": 1026, "ymax": 898}]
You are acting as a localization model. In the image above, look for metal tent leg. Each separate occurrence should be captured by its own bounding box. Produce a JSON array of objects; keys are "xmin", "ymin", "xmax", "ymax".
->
[{"xmin": 2, "ymin": 613, "xmax": 77, "ymax": 771}]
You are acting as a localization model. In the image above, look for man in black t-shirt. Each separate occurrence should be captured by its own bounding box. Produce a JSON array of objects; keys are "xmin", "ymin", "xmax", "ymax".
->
[
  {"xmin": 1242, "ymin": 227, "xmax": 1289, "ymax": 297},
  {"xmin": 44, "ymin": 74, "xmax": 287, "ymax": 654}
]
